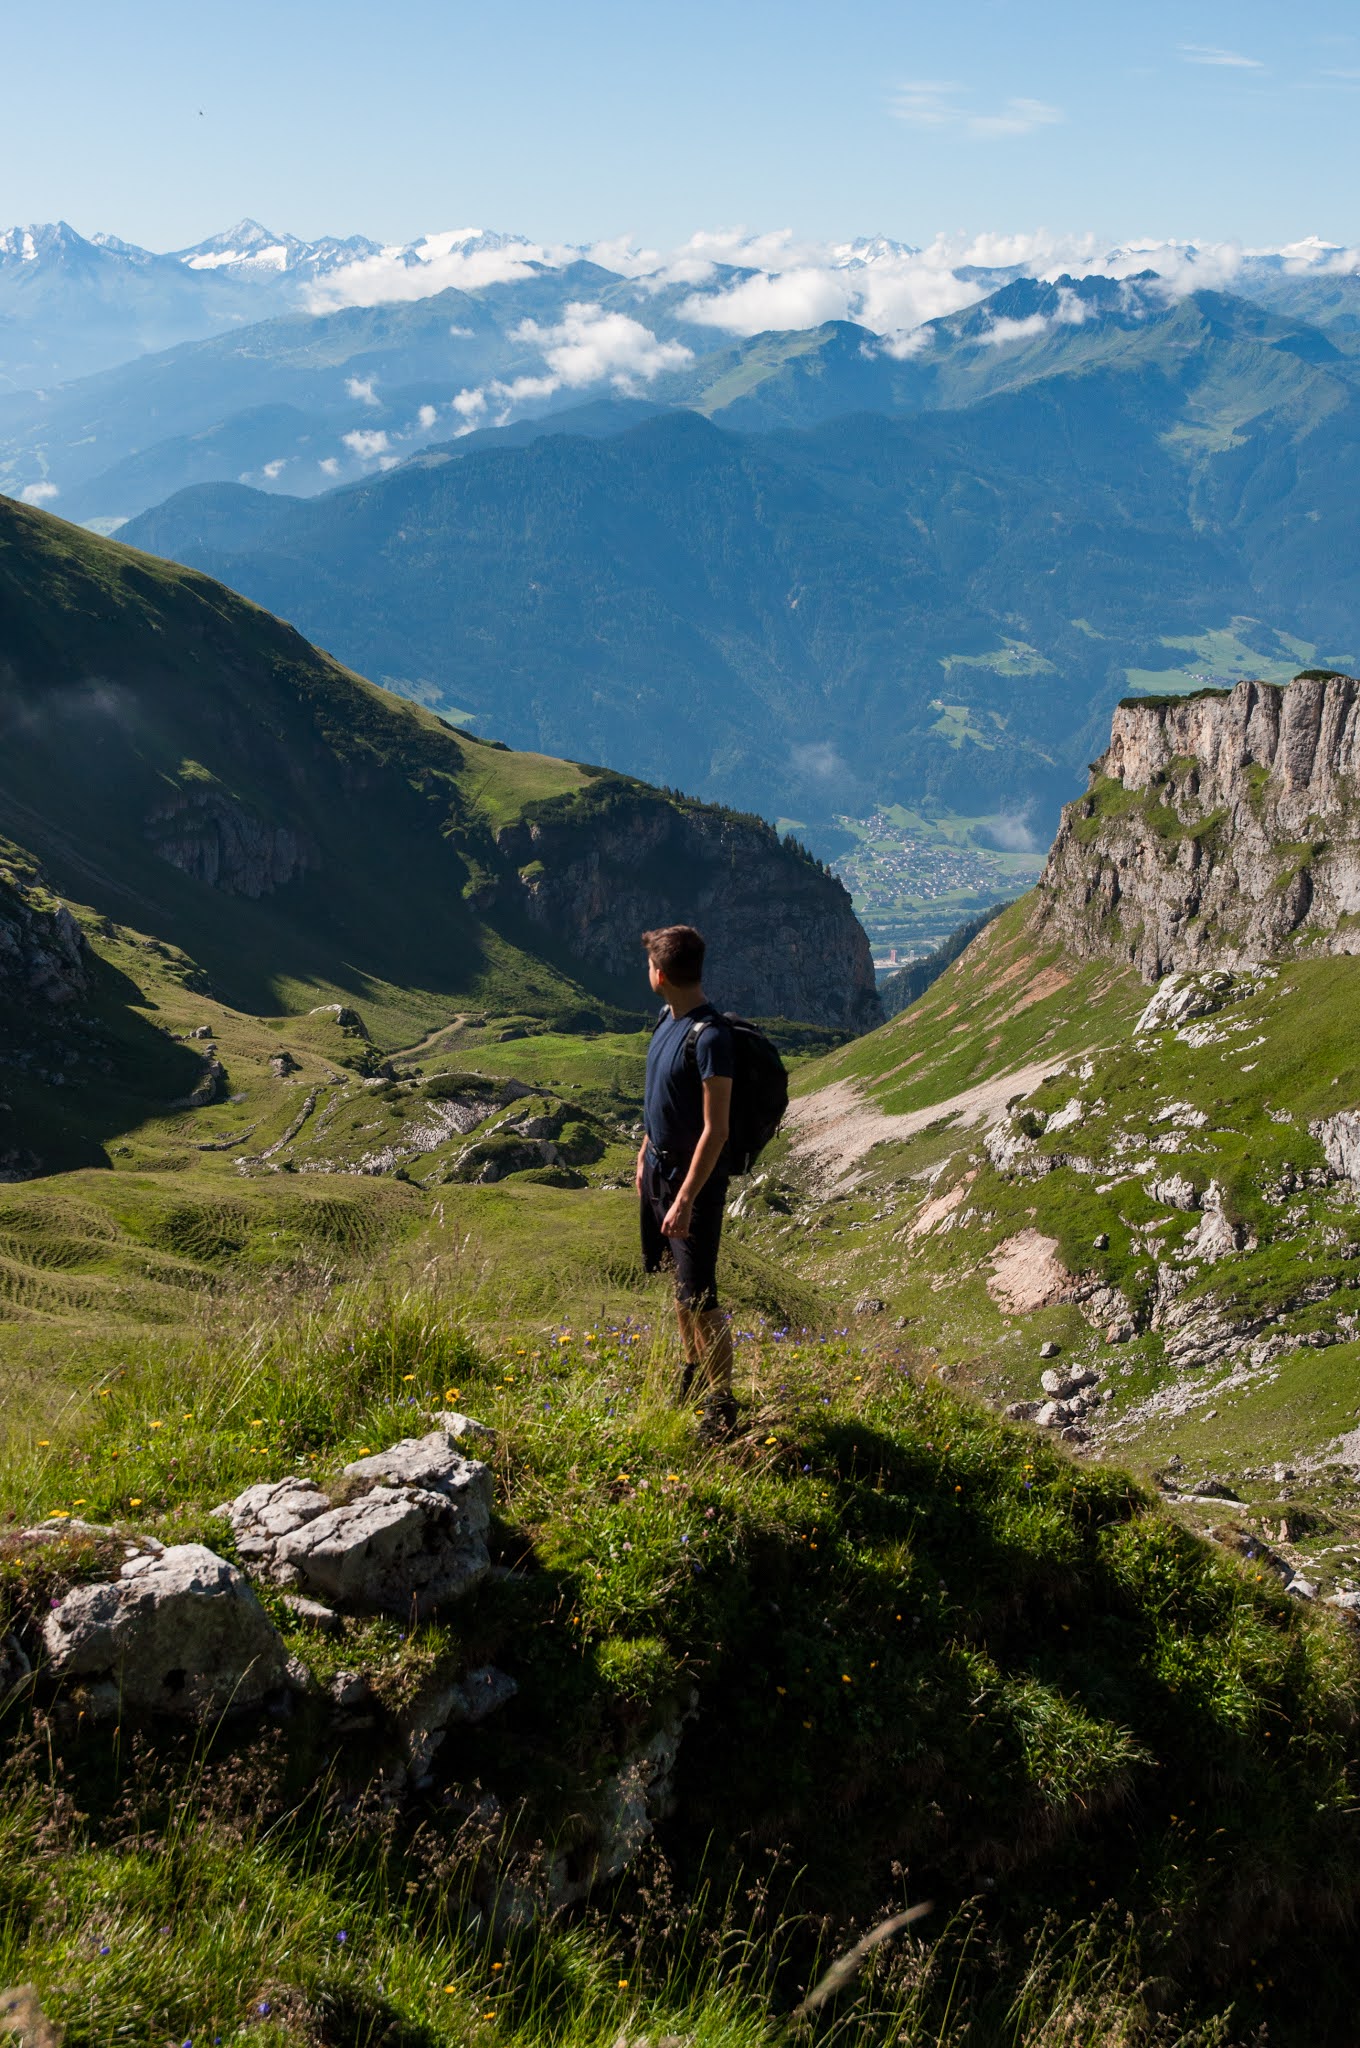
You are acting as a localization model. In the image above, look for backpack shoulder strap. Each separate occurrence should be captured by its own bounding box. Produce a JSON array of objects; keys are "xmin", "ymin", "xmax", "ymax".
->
[{"xmin": 686, "ymin": 1007, "xmax": 731, "ymax": 1041}]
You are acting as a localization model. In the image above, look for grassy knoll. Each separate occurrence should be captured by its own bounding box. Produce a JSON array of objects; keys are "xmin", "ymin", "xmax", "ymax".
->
[
  {"xmin": 4, "ymin": 1277, "xmax": 1360, "ymax": 2045},
  {"xmin": 749, "ymin": 897, "xmax": 1360, "ymax": 1613}
]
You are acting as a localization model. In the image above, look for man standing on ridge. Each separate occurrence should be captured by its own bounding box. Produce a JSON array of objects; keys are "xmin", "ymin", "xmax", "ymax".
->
[{"xmin": 637, "ymin": 924, "xmax": 738, "ymax": 1438}]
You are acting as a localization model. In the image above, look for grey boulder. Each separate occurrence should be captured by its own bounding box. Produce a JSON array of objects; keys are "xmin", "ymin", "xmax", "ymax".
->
[
  {"xmin": 275, "ymin": 1483, "xmax": 490, "ymax": 1620},
  {"xmin": 212, "ymin": 1476, "xmax": 331, "ymax": 1573},
  {"xmin": 400, "ymin": 1660, "xmax": 517, "ymax": 1778},
  {"xmin": 42, "ymin": 1543, "xmax": 289, "ymax": 1718},
  {"xmin": 1041, "ymin": 1365, "xmax": 1099, "ymax": 1399},
  {"xmin": 427, "ymin": 1410, "xmax": 497, "ymax": 1448},
  {"xmin": 342, "ymin": 1432, "xmax": 493, "ymax": 1527}
]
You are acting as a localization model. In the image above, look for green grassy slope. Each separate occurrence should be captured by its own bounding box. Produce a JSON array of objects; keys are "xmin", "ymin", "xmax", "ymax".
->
[
  {"xmin": 0, "ymin": 494, "xmax": 602, "ymax": 1028},
  {"xmin": 762, "ymin": 897, "xmax": 1360, "ymax": 1597},
  {"xmin": 5, "ymin": 1279, "xmax": 1360, "ymax": 2046},
  {"xmin": 0, "ymin": 494, "xmax": 865, "ymax": 1037}
]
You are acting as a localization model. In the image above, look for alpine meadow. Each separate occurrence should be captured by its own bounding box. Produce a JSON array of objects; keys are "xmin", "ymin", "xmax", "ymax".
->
[{"xmin": 6, "ymin": 12, "xmax": 1360, "ymax": 2042}]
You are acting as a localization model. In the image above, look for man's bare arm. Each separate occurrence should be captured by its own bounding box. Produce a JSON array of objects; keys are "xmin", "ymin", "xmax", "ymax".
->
[{"xmin": 662, "ymin": 1075, "xmax": 732, "ymax": 1237}]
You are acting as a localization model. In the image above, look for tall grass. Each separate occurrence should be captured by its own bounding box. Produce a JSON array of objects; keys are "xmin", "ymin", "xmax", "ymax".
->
[{"xmin": 2, "ymin": 1276, "xmax": 1358, "ymax": 2043}]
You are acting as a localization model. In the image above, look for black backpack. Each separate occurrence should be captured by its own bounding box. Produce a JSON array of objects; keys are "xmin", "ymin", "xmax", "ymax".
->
[{"xmin": 686, "ymin": 1012, "xmax": 789, "ymax": 1175}]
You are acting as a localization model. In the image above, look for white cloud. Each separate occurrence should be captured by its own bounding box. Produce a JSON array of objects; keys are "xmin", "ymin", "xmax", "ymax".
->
[
  {"xmin": 890, "ymin": 82, "xmax": 1063, "ymax": 136},
  {"xmin": 789, "ymin": 740, "xmax": 847, "ymax": 782},
  {"xmin": 417, "ymin": 404, "xmax": 439, "ymax": 429},
  {"xmin": 979, "ymin": 285, "xmax": 1093, "ymax": 347},
  {"xmin": 272, "ymin": 218, "xmax": 1360, "ymax": 403},
  {"xmin": 307, "ymin": 229, "xmax": 545, "ymax": 312},
  {"xmin": 984, "ymin": 810, "xmax": 1039, "ymax": 852},
  {"xmin": 443, "ymin": 303, "xmax": 692, "ymax": 436},
  {"xmin": 681, "ymin": 267, "xmax": 854, "ymax": 336},
  {"xmin": 582, "ymin": 234, "xmax": 664, "ymax": 277},
  {"xmin": 20, "ymin": 481, "xmax": 58, "ymax": 503},
  {"xmin": 318, "ymin": 457, "xmax": 341, "ymax": 476},
  {"xmin": 1178, "ymin": 43, "xmax": 1263, "ymax": 68},
  {"xmin": 512, "ymin": 302, "xmax": 692, "ymax": 392},
  {"xmin": 342, "ymin": 429, "xmax": 390, "ymax": 459},
  {"xmin": 970, "ymin": 97, "xmax": 1064, "ymax": 137},
  {"xmin": 890, "ymin": 80, "xmax": 965, "ymax": 128},
  {"xmin": 980, "ymin": 312, "xmax": 1052, "ymax": 347}
]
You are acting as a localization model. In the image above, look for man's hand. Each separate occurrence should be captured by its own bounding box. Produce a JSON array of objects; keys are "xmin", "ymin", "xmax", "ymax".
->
[{"xmin": 661, "ymin": 1192, "xmax": 694, "ymax": 1238}]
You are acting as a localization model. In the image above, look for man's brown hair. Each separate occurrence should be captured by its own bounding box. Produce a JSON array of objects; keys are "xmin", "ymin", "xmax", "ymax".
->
[{"xmin": 642, "ymin": 924, "xmax": 706, "ymax": 986}]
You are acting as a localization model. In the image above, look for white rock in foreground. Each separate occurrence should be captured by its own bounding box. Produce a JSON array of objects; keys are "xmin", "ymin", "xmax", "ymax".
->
[
  {"xmin": 342, "ymin": 1432, "xmax": 493, "ymax": 1526},
  {"xmin": 213, "ymin": 1476, "xmax": 331, "ymax": 1570},
  {"xmin": 1310, "ymin": 1109, "xmax": 1360, "ymax": 1193},
  {"xmin": 42, "ymin": 1544, "xmax": 289, "ymax": 1718},
  {"xmin": 276, "ymin": 1484, "xmax": 490, "ymax": 1620},
  {"xmin": 215, "ymin": 1430, "xmax": 494, "ymax": 1618}
]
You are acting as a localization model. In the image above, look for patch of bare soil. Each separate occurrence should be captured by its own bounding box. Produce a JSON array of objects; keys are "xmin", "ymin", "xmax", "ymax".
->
[
  {"xmin": 987, "ymin": 1228, "xmax": 1075, "ymax": 1314},
  {"xmin": 784, "ymin": 1059, "xmax": 1062, "ymax": 1187}
]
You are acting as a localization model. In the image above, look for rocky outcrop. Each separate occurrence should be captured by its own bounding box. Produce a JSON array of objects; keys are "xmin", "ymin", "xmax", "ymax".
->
[
  {"xmin": 1038, "ymin": 674, "xmax": 1360, "ymax": 980},
  {"xmin": 42, "ymin": 1543, "xmax": 290, "ymax": 1719},
  {"xmin": 497, "ymin": 786, "xmax": 880, "ymax": 1032},
  {"xmin": 213, "ymin": 1430, "xmax": 493, "ymax": 1620},
  {"xmin": 0, "ymin": 863, "xmax": 87, "ymax": 1005},
  {"xmin": 146, "ymin": 788, "xmax": 314, "ymax": 897}
]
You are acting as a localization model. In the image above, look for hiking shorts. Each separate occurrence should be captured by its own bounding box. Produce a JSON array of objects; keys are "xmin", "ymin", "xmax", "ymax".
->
[{"xmin": 640, "ymin": 1147, "xmax": 729, "ymax": 1312}]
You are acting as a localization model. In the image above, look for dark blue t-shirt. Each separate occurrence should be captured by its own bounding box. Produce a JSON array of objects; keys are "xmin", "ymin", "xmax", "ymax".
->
[{"xmin": 644, "ymin": 1003, "xmax": 734, "ymax": 1160}]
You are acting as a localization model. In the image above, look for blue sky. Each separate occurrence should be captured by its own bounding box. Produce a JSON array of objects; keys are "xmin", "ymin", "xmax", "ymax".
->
[{"xmin": 7, "ymin": 0, "xmax": 1358, "ymax": 249}]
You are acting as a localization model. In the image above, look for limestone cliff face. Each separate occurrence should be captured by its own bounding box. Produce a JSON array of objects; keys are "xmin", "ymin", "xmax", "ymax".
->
[
  {"xmin": 1038, "ymin": 674, "xmax": 1360, "ymax": 981},
  {"xmin": 0, "ymin": 865, "xmax": 87, "ymax": 1005},
  {"xmin": 497, "ymin": 792, "xmax": 881, "ymax": 1032},
  {"xmin": 146, "ymin": 789, "xmax": 315, "ymax": 898}
]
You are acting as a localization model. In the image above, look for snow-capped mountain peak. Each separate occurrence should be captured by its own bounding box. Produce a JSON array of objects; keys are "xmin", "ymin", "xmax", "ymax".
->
[
  {"xmin": 831, "ymin": 235, "xmax": 923, "ymax": 268},
  {"xmin": 171, "ymin": 220, "xmax": 383, "ymax": 278},
  {"xmin": 0, "ymin": 221, "xmax": 102, "ymax": 265}
]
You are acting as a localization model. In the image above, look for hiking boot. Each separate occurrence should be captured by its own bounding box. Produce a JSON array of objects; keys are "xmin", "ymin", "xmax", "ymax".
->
[{"xmin": 696, "ymin": 1394, "xmax": 738, "ymax": 1443}]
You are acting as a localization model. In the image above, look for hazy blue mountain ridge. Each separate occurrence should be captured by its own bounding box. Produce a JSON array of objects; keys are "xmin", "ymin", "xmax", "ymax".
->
[
  {"xmin": 10, "ymin": 261, "xmax": 1360, "ymax": 527},
  {"xmin": 0, "ymin": 218, "xmax": 387, "ymax": 391},
  {"xmin": 0, "ymin": 258, "xmax": 765, "ymax": 521},
  {"xmin": 118, "ymin": 282, "xmax": 1360, "ymax": 827}
]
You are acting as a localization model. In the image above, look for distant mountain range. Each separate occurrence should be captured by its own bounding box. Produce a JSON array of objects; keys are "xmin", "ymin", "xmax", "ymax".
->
[
  {"xmin": 0, "ymin": 219, "xmax": 389, "ymax": 390},
  {"xmin": 119, "ymin": 283, "xmax": 1360, "ymax": 830},
  {"xmin": 5, "ymin": 218, "xmax": 1360, "ymax": 518},
  {"xmin": 6, "ymin": 216, "xmax": 1360, "ymax": 843}
]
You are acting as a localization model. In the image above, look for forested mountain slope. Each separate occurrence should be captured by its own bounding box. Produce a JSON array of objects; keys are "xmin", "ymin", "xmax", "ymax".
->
[{"xmin": 123, "ymin": 304, "xmax": 1360, "ymax": 824}]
